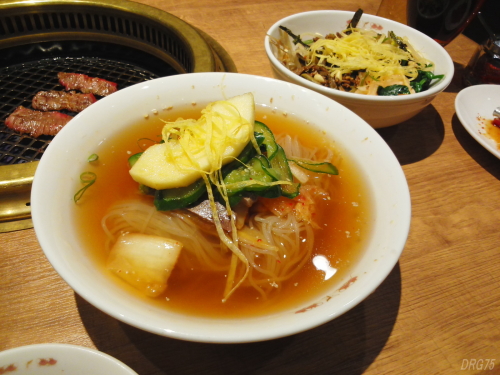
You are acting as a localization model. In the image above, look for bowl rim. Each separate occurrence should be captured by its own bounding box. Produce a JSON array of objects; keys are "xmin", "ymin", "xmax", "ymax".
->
[
  {"xmin": 264, "ymin": 9, "xmax": 454, "ymax": 103},
  {"xmin": 31, "ymin": 72, "xmax": 411, "ymax": 343}
]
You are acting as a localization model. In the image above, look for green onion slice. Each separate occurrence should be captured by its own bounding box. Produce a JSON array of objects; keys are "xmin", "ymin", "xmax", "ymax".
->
[
  {"xmin": 87, "ymin": 153, "xmax": 99, "ymax": 162},
  {"xmin": 74, "ymin": 172, "xmax": 97, "ymax": 203}
]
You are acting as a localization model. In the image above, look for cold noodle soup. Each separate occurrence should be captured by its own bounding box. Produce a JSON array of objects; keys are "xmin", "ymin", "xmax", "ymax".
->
[{"xmin": 73, "ymin": 103, "xmax": 372, "ymax": 318}]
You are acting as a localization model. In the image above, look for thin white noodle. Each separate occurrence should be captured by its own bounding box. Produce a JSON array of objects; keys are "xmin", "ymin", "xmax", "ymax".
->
[{"xmin": 101, "ymin": 135, "xmax": 337, "ymax": 300}]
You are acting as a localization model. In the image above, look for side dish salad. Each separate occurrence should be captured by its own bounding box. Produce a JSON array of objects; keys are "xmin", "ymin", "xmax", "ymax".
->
[{"xmin": 270, "ymin": 9, "xmax": 445, "ymax": 96}]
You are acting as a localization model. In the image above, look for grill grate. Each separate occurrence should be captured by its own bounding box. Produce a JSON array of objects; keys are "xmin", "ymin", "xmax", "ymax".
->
[
  {"xmin": 0, "ymin": 4, "xmax": 194, "ymax": 73},
  {"xmin": 0, "ymin": 0, "xmax": 235, "ymax": 232},
  {"xmin": 0, "ymin": 55, "xmax": 163, "ymax": 165}
]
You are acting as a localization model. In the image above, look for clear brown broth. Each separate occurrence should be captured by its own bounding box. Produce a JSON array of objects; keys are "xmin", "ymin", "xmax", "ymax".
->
[{"xmin": 74, "ymin": 105, "xmax": 372, "ymax": 318}]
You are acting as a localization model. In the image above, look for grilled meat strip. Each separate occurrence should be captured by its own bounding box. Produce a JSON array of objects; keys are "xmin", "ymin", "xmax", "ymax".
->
[
  {"xmin": 5, "ymin": 106, "xmax": 72, "ymax": 137},
  {"xmin": 58, "ymin": 72, "xmax": 118, "ymax": 96},
  {"xmin": 32, "ymin": 90, "xmax": 97, "ymax": 112}
]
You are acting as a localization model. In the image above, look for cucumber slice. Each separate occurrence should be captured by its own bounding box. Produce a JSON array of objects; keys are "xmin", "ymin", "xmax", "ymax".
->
[
  {"xmin": 154, "ymin": 178, "xmax": 207, "ymax": 211},
  {"xmin": 223, "ymin": 155, "xmax": 277, "ymax": 196},
  {"xmin": 289, "ymin": 158, "xmax": 338, "ymax": 175},
  {"xmin": 254, "ymin": 121, "xmax": 278, "ymax": 159},
  {"xmin": 128, "ymin": 152, "xmax": 143, "ymax": 167},
  {"xmin": 269, "ymin": 145, "xmax": 300, "ymax": 199}
]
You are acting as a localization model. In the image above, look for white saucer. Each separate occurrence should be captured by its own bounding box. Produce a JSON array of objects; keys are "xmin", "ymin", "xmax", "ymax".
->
[
  {"xmin": 0, "ymin": 344, "xmax": 137, "ymax": 375},
  {"xmin": 455, "ymin": 84, "xmax": 500, "ymax": 159}
]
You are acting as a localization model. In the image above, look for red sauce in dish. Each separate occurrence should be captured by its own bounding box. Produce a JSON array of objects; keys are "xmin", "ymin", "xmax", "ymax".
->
[{"xmin": 484, "ymin": 117, "xmax": 500, "ymax": 147}]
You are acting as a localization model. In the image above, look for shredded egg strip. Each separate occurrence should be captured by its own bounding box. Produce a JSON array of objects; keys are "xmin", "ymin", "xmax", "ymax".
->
[{"xmin": 305, "ymin": 29, "xmax": 433, "ymax": 82}]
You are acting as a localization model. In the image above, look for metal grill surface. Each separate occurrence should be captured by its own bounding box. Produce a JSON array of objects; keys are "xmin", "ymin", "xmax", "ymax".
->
[{"xmin": 0, "ymin": 56, "xmax": 162, "ymax": 165}]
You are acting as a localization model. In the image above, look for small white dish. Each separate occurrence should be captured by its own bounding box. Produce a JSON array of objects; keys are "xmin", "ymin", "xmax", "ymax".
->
[
  {"xmin": 0, "ymin": 344, "xmax": 137, "ymax": 375},
  {"xmin": 455, "ymin": 84, "xmax": 500, "ymax": 159}
]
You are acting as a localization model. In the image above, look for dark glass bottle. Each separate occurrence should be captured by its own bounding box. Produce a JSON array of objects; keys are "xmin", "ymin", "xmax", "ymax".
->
[{"xmin": 463, "ymin": 37, "xmax": 500, "ymax": 86}]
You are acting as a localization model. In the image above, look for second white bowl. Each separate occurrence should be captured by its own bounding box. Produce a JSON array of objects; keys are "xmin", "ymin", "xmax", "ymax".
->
[{"xmin": 265, "ymin": 10, "xmax": 454, "ymax": 128}]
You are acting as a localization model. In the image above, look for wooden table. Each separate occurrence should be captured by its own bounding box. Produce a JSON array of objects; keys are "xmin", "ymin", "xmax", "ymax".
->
[{"xmin": 1, "ymin": 1, "xmax": 499, "ymax": 374}]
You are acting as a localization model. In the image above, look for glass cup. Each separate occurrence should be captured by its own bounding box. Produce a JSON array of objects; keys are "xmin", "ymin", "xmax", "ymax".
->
[
  {"xmin": 406, "ymin": 0, "xmax": 486, "ymax": 46},
  {"xmin": 377, "ymin": 0, "xmax": 486, "ymax": 46}
]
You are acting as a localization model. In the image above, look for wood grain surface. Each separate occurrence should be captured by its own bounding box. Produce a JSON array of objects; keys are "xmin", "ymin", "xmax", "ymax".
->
[{"xmin": 1, "ymin": 1, "xmax": 499, "ymax": 374}]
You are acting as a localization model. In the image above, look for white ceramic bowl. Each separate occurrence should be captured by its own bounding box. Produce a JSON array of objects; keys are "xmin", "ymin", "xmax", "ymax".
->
[
  {"xmin": 455, "ymin": 84, "xmax": 500, "ymax": 159},
  {"xmin": 31, "ymin": 72, "xmax": 411, "ymax": 343},
  {"xmin": 265, "ymin": 10, "xmax": 454, "ymax": 128},
  {"xmin": 0, "ymin": 344, "xmax": 137, "ymax": 375}
]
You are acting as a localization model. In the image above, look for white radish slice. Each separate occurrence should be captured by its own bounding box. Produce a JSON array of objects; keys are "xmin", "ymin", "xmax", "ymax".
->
[{"xmin": 107, "ymin": 233, "xmax": 183, "ymax": 297}]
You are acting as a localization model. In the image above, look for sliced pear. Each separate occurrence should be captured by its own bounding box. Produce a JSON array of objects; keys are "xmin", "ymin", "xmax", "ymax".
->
[{"xmin": 130, "ymin": 93, "xmax": 255, "ymax": 190}]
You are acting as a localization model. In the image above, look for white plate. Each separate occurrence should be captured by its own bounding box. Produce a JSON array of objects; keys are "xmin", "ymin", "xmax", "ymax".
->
[
  {"xmin": 455, "ymin": 84, "xmax": 500, "ymax": 158},
  {"xmin": 0, "ymin": 344, "xmax": 137, "ymax": 375}
]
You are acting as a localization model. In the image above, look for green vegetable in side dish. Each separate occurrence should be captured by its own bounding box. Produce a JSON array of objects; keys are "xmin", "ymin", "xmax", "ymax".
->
[
  {"xmin": 377, "ymin": 84, "xmax": 411, "ymax": 96},
  {"xmin": 410, "ymin": 70, "xmax": 445, "ymax": 93}
]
